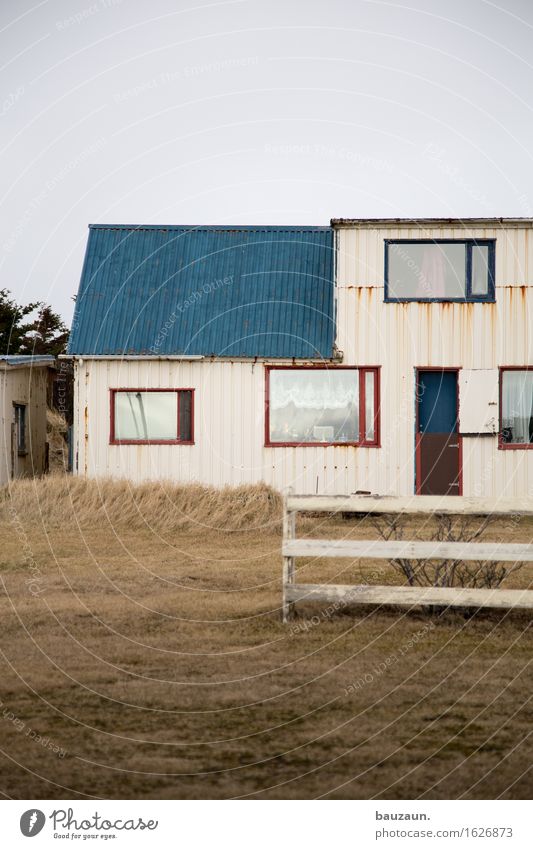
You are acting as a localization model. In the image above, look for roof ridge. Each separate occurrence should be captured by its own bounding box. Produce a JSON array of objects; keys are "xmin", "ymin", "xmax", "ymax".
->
[
  {"xmin": 331, "ymin": 217, "xmax": 533, "ymax": 226},
  {"xmin": 88, "ymin": 224, "xmax": 331, "ymax": 231}
]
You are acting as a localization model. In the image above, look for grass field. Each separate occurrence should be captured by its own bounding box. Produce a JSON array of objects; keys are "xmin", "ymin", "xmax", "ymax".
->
[{"xmin": 0, "ymin": 478, "xmax": 531, "ymax": 799}]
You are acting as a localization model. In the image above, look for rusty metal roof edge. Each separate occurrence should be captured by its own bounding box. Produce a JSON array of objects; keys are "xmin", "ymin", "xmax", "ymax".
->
[
  {"xmin": 88, "ymin": 223, "xmax": 331, "ymax": 232},
  {"xmin": 62, "ymin": 354, "xmax": 337, "ymax": 362},
  {"xmin": 331, "ymin": 217, "xmax": 533, "ymax": 227},
  {"xmin": 0, "ymin": 354, "xmax": 55, "ymax": 364}
]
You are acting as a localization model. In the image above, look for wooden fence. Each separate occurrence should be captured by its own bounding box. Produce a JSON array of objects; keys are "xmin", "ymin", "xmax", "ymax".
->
[{"xmin": 282, "ymin": 494, "xmax": 533, "ymax": 622}]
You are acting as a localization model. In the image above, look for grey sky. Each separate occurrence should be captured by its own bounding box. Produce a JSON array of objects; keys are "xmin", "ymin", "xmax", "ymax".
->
[{"xmin": 1, "ymin": 0, "xmax": 532, "ymax": 321}]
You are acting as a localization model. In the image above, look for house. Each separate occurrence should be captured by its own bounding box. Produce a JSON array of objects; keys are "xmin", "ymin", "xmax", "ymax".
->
[
  {"xmin": 68, "ymin": 219, "xmax": 533, "ymax": 496},
  {"xmin": 0, "ymin": 355, "xmax": 55, "ymax": 484}
]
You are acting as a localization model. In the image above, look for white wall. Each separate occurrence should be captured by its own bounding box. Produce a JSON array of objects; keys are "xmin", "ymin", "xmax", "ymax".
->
[
  {"xmin": 335, "ymin": 224, "xmax": 533, "ymax": 498},
  {"xmin": 74, "ymin": 358, "xmax": 380, "ymax": 494}
]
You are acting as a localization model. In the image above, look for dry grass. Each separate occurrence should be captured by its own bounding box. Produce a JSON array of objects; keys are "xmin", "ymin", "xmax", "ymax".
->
[
  {"xmin": 1, "ymin": 475, "xmax": 282, "ymax": 533},
  {"xmin": 0, "ymin": 477, "xmax": 531, "ymax": 800},
  {"xmin": 46, "ymin": 409, "xmax": 68, "ymax": 475}
]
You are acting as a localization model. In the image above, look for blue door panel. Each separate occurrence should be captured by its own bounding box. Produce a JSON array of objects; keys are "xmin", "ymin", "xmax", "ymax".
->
[{"xmin": 418, "ymin": 371, "xmax": 457, "ymax": 434}]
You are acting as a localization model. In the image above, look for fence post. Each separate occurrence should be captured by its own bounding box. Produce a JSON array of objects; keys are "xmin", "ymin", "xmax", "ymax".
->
[{"xmin": 282, "ymin": 489, "xmax": 296, "ymax": 622}]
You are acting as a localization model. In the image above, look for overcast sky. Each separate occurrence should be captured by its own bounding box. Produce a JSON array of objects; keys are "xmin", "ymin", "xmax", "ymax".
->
[{"xmin": 1, "ymin": 0, "xmax": 533, "ymax": 321}]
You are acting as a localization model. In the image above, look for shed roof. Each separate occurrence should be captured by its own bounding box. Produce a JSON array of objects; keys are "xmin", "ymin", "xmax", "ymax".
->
[
  {"xmin": 0, "ymin": 355, "xmax": 55, "ymax": 368},
  {"xmin": 68, "ymin": 225, "xmax": 335, "ymax": 358}
]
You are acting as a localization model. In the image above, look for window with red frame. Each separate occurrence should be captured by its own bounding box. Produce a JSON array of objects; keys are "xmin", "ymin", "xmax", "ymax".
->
[
  {"xmin": 500, "ymin": 369, "xmax": 533, "ymax": 446},
  {"xmin": 266, "ymin": 367, "xmax": 379, "ymax": 446},
  {"xmin": 111, "ymin": 389, "xmax": 193, "ymax": 444}
]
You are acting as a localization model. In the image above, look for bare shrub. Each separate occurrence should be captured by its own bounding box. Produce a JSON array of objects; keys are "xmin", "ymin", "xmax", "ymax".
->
[{"xmin": 371, "ymin": 513, "xmax": 525, "ymax": 590}]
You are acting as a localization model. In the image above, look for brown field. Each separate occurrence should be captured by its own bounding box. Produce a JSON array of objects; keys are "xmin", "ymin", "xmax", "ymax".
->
[{"xmin": 0, "ymin": 477, "xmax": 532, "ymax": 800}]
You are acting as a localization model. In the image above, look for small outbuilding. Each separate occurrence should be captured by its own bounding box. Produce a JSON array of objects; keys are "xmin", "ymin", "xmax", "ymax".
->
[{"xmin": 0, "ymin": 355, "xmax": 55, "ymax": 484}]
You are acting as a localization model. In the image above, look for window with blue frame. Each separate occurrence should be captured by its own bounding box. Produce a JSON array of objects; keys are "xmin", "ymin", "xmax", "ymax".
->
[{"xmin": 385, "ymin": 240, "xmax": 495, "ymax": 302}]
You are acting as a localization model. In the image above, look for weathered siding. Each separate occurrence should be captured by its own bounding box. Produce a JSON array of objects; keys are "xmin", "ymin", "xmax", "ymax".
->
[
  {"xmin": 337, "ymin": 225, "xmax": 533, "ymax": 287},
  {"xmin": 335, "ymin": 224, "xmax": 533, "ymax": 497},
  {"xmin": 74, "ymin": 358, "xmax": 381, "ymax": 494},
  {"xmin": 0, "ymin": 366, "xmax": 49, "ymax": 485}
]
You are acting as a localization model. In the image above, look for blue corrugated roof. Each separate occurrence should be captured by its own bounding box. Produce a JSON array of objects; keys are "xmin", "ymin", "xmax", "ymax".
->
[{"xmin": 68, "ymin": 225, "xmax": 335, "ymax": 358}]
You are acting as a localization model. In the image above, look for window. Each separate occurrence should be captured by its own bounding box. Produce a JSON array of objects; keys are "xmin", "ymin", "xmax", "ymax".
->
[
  {"xmin": 266, "ymin": 367, "xmax": 379, "ymax": 446},
  {"xmin": 500, "ymin": 369, "xmax": 533, "ymax": 448},
  {"xmin": 385, "ymin": 240, "xmax": 495, "ymax": 302},
  {"xmin": 111, "ymin": 389, "xmax": 194, "ymax": 444},
  {"xmin": 14, "ymin": 404, "xmax": 26, "ymax": 454}
]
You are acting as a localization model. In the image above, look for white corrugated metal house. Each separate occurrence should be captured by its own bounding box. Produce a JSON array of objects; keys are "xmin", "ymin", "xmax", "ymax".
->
[
  {"xmin": 0, "ymin": 355, "xmax": 54, "ymax": 485},
  {"xmin": 68, "ymin": 219, "xmax": 533, "ymax": 497}
]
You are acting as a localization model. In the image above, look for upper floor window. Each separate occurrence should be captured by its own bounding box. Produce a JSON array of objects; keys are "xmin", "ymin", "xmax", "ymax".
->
[
  {"xmin": 111, "ymin": 389, "xmax": 194, "ymax": 444},
  {"xmin": 266, "ymin": 366, "xmax": 379, "ymax": 447},
  {"xmin": 385, "ymin": 239, "xmax": 495, "ymax": 302}
]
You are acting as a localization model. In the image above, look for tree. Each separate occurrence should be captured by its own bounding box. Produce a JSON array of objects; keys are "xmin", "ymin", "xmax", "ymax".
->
[
  {"xmin": 0, "ymin": 288, "xmax": 40, "ymax": 354},
  {"xmin": 0, "ymin": 289, "xmax": 69, "ymax": 355},
  {"xmin": 21, "ymin": 304, "xmax": 69, "ymax": 356}
]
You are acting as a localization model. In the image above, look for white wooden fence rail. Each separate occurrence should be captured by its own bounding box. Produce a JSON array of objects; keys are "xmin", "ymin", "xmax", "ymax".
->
[{"xmin": 282, "ymin": 494, "xmax": 533, "ymax": 622}]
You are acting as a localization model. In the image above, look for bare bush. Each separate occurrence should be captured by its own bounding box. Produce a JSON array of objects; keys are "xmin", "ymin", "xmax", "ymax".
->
[{"xmin": 371, "ymin": 513, "xmax": 525, "ymax": 590}]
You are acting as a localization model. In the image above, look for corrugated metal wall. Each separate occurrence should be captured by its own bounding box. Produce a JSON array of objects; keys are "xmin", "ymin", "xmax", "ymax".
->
[
  {"xmin": 74, "ymin": 223, "xmax": 533, "ymax": 496},
  {"xmin": 0, "ymin": 367, "xmax": 49, "ymax": 485},
  {"xmin": 76, "ymin": 358, "xmax": 374, "ymax": 494},
  {"xmin": 337, "ymin": 225, "xmax": 533, "ymax": 287},
  {"xmin": 335, "ymin": 224, "xmax": 533, "ymax": 497}
]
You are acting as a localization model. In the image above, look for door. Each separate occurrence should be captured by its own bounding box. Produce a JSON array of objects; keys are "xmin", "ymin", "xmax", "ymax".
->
[{"xmin": 416, "ymin": 370, "xmax": 461, "ymax": 495}]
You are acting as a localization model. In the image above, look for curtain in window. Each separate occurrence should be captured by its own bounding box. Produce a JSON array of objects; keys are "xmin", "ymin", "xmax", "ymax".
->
[
  {"xmin": 502, "ymin": 371, "xmax": 533, "ymax": 443},
  {"xmin": 269, "ymin": 370, "xmax": 360, "ymax": 443},
  {"xmin": 419, "ymin": 247, "xmax": 446, "ymax": 298},
  {"xmin": 270, "ymin": 371, "xmax": 358, "ymax": 410}
]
